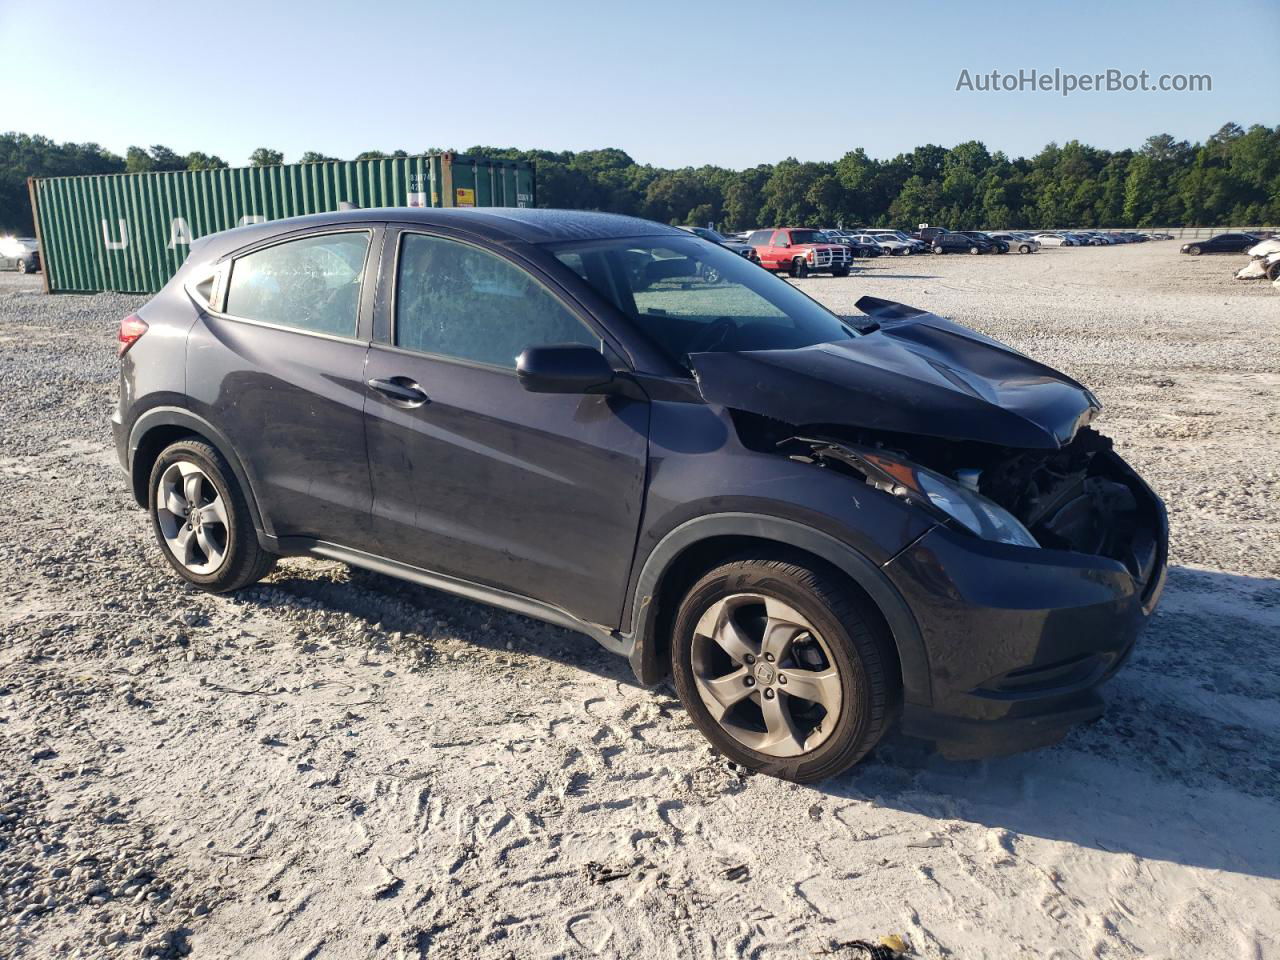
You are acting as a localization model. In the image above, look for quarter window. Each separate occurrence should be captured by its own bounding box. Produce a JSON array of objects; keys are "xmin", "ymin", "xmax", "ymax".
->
[
  {"xmin": 225, "ymin": 232, "xmax": 370, "ymax": 336},
  {"xmin": 394, "ymin": 233, "xmax": 599, "ymax": 368}
]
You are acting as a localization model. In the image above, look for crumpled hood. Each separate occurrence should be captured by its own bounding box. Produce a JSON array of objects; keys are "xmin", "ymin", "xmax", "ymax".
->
[{"xmin": 690, "ymin": 296, "xmax": 1101, "ymax": 450}]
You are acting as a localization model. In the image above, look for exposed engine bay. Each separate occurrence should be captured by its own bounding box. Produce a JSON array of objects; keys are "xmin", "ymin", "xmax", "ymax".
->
[{"xmin": 732, "ymin": 410, "xmax": 1162, "ymax": 584}]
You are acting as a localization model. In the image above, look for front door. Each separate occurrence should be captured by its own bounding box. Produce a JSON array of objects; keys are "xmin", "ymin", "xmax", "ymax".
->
[{"xmin": 362, "ymin": 228, "xmax": 649, "ymax": 628}]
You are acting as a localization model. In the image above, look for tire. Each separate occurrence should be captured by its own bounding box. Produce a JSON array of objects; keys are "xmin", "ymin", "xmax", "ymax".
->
[
  {"xmin": 932, "ymin": 245, "xmax": 944, "ymax": 255},
  {"xmin": 702, "ymin": 265, "xmax": 722, "ymax": 284},
  {"xmin": 15, "ymin": 258, "xmax": 29, "ymax": 275},
  {"xmin": 831, "ymin": 267, "xmax": 850, "ymax": 278},
  {"xmin": 147, "ymin": 439, "xmax": 277, "ymax": 592},
  {"xmin": 1020, "ymin": 244, "xmax": 1032, "ymax": 254},
  {"xmin": 969, "ymin": 246, "xmax": 981, "ymax": 255},
  {"xmin": 899, "ymin": 247, "xmax": 911, "ymax": 256},
  {"xmin": 792, "ymin": 258, "xmax": 809, "ymax": 279},
  {"xmin": 670, "ymin": 556, "xmax": 897, "ymax": 783},
  {"xmin": 1188, "ymin": 246, "xmax": 1201, "ymax": 256},
  {"xmin": 1267, "ymin": 260, "xmax": 1280, "ymax": 282}
]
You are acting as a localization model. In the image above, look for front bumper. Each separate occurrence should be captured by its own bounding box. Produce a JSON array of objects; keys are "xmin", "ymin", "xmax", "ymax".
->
[{"xmin": 885, "ymin": 480, "xmax": 1167, "ymax": 758}]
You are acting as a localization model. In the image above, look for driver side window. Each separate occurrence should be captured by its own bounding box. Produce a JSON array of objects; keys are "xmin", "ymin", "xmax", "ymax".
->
[{"xmin": 225, "ymin": 232, "xmax": 370, "ymax": 336}]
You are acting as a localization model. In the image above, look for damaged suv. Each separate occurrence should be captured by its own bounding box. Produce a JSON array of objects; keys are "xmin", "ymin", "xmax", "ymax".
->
[{"xmin": 114, "ymin": 209, "xmax": 1167, "ymax": 783}]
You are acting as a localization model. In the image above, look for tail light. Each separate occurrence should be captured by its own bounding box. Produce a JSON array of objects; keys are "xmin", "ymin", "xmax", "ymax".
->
[{"xmin": 117, "ymin": 314, "xmax": 148, "ymax": 357}]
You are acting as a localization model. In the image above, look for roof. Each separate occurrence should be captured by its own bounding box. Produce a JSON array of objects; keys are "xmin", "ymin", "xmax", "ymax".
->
[{"xmin": 194, "ymin": 207, "xmax": 682, "ymax": 261}]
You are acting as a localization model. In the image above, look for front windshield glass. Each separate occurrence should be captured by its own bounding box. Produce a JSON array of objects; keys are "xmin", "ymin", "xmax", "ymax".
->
[
  {"xmin": 788, "ymin": 229, "xmax": 825, "ymax": 244},
  {"xmin": 551, "ymin": 236, "xmax": 857, "ymax": 369}
]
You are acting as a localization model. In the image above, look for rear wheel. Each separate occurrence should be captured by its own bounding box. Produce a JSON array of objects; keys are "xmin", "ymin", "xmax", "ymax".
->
[
  {"xmin": 932, "ymin": 245, "xmax": 944, "ymax": 254},
  {"xmin": 670, "ymin": 557, "xmax": 897, "ymax": 783},
  {"xmin": 969, "ymin": 246, "xmax": 981, "ymax": 255},
  {"xmin": 15, "ymin": 258, "xmax": 29, "ymax": 274},
  {"xmin": 148, "ymin": 440, "xmax": 277, "ymax": 592}
]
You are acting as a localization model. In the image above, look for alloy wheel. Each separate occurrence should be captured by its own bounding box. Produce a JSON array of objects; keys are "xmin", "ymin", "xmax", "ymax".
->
[
  {"xmin": 689, "ymin": 593, "xmax": 843, "ymax": 758},
  {"xmin": 155, "ymin": 461, "xmax": 230, "ymax": 575}
]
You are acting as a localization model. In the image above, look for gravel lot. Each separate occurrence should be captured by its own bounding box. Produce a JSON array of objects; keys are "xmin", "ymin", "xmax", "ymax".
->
[{"xmin": 1, "ymin": 242, "xmax": 1277, "ymax": 960}]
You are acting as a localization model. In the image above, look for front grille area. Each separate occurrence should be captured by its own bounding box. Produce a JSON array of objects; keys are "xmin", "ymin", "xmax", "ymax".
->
[{"xmin": 810, "ymin": 246, "xmax": 851, "ymax": 268}]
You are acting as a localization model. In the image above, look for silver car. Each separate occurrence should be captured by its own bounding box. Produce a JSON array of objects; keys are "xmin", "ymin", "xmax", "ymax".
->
[{"xmin": 0, "ymin": 236, "xmax": 40, "ymax": 273}]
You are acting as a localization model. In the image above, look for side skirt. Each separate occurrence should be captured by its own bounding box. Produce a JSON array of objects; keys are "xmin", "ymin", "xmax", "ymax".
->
[{"xmin": 274, "ymin": 537, "xmax": 633, "ymax": 659}]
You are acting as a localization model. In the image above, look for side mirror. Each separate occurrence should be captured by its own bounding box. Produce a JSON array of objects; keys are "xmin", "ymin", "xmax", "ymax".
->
[{"xmin": 516, "ymin": 344, "xmax": 615, "ymax": 394}]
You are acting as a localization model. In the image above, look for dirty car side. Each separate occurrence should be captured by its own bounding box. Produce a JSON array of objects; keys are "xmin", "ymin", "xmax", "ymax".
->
[{"xmin": 115, "ymin": 210, "xmax": 1168, "ymax": 764}]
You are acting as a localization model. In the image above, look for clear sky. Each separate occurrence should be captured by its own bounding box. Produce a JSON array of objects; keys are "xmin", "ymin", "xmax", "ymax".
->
[{"xmin": 3, "ymin": 0, "xmax": 1276, "ymax": 168}]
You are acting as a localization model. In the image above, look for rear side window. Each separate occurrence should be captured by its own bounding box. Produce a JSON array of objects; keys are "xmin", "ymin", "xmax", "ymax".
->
[
  {"xmin": 747, "ymin": 231, "xmax": 771, "ymax": 246},
  {"xmin": 394, "ymin": 233, "xmax": 599, "ymax": 368},
  {"xmin": 224, "ymin": 232, "xmax": 370, "ymax": 336}
]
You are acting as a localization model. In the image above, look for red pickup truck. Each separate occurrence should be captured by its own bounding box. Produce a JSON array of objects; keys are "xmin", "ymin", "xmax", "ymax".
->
[{"xmin": 746, "ymin": 228, "xmax": 853, "ymax": 278}]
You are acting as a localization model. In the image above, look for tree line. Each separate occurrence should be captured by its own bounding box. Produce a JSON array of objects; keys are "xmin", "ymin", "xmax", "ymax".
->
[{"xmin": 2, "ymin": 123, "xmax": 1276, "ymax": 236}]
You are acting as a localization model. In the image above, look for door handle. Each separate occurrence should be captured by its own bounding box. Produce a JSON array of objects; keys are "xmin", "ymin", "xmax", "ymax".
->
[{"xmin": 367, "ymin": 377, "xmax": 428, "ymax": 406}]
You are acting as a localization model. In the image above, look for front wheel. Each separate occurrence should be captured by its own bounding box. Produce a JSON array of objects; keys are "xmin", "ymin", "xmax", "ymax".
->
[
  {"xmin": 1188, "ymin": 246, "xmax": 1202, "ymax": 256},
  {"xmin": 15, "ymin": 258, "xmax": 29, "ymax": 274},
  {"xmin": 791, "ymin": 258, "xmax": 809, "ymax": 279},
  {"xmin": 969, "ymin": 246, "xmax": 981, "ymax": 255},
  {"xmin": 148, "ymin": 439, "xmax": 277, "ymax": 592},
  {"xmin": 932, "ymin": 245, "xmax": 945, "ymax": 254},
  {"xmin": 670, "ymin": 557, "xmax": 897, "ymax": 783},
  {"xmin": 1267, "ymin": 260, "xmax": 1280, "ymax": 281},
  {"xmin": 831, "ymin": 267, "xmax": 850, "ymax": 278}
]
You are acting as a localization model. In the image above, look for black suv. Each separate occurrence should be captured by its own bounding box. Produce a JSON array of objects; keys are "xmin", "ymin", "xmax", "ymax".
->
[
  {"xmin": 113, "ymin": 209, "xmax": 1167, "ymax": 783},
  {"xmin": 932, "ymin": 231, "xmax": 994, "ymax": 254}
]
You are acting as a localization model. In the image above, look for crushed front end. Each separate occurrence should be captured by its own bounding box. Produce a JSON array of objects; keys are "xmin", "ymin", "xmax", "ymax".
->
[
  {"xmin": 790, "ymin": 425, "xmax": 1168, "ymax": 757},
  {"xmin": 696, "ymin": 296, "xmax": 1170, "ymax": 758}
]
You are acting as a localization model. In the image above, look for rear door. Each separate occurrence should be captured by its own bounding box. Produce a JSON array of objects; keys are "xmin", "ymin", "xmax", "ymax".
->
[
  {"xmin": 746, "ymin": 230, "xmax": 772, "ymax": 265},
  {"xmin": 362, "ymin": 226, "xmax": 649, "ymax": 628},
  {"xmin": 768, "ymin": 230, "xmax": 790, "ymax": 268},
  {"xmin": 185, "ymin": 226, "xmax": 381, "ymax": 550}
]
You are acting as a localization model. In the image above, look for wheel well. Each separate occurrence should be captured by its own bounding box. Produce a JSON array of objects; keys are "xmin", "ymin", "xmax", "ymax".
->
[
  {"xmin": 129, "ymin": 425, "xmax": 201, "ymax": 506},
  {"xmin": 644, "ymin": 534, "xmax": 902, "ymax": 688}
]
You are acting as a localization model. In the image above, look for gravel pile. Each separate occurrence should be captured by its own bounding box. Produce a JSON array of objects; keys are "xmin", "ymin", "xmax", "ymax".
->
[{"xmin": 1, "ymin": 245, "xmax": 1277, "ymax": 959}]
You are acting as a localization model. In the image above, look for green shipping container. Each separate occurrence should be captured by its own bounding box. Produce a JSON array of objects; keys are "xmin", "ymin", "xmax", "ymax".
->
[{"xmin": 29, "ymin": 153, "xmax": 536, "ymax": 294}]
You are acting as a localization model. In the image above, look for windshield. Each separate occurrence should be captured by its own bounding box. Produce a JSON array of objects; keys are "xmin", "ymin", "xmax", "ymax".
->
[
  {"xmin": 551, "ymin": 236, "xmax": 857, "ymax": 368},
  {"xmin": 691, "ymin": 227, "xmax": 726, "ymax": 243},
  {"xmin": 787, "ymin": 229, "xmax": 825, "ymax": 244}
]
